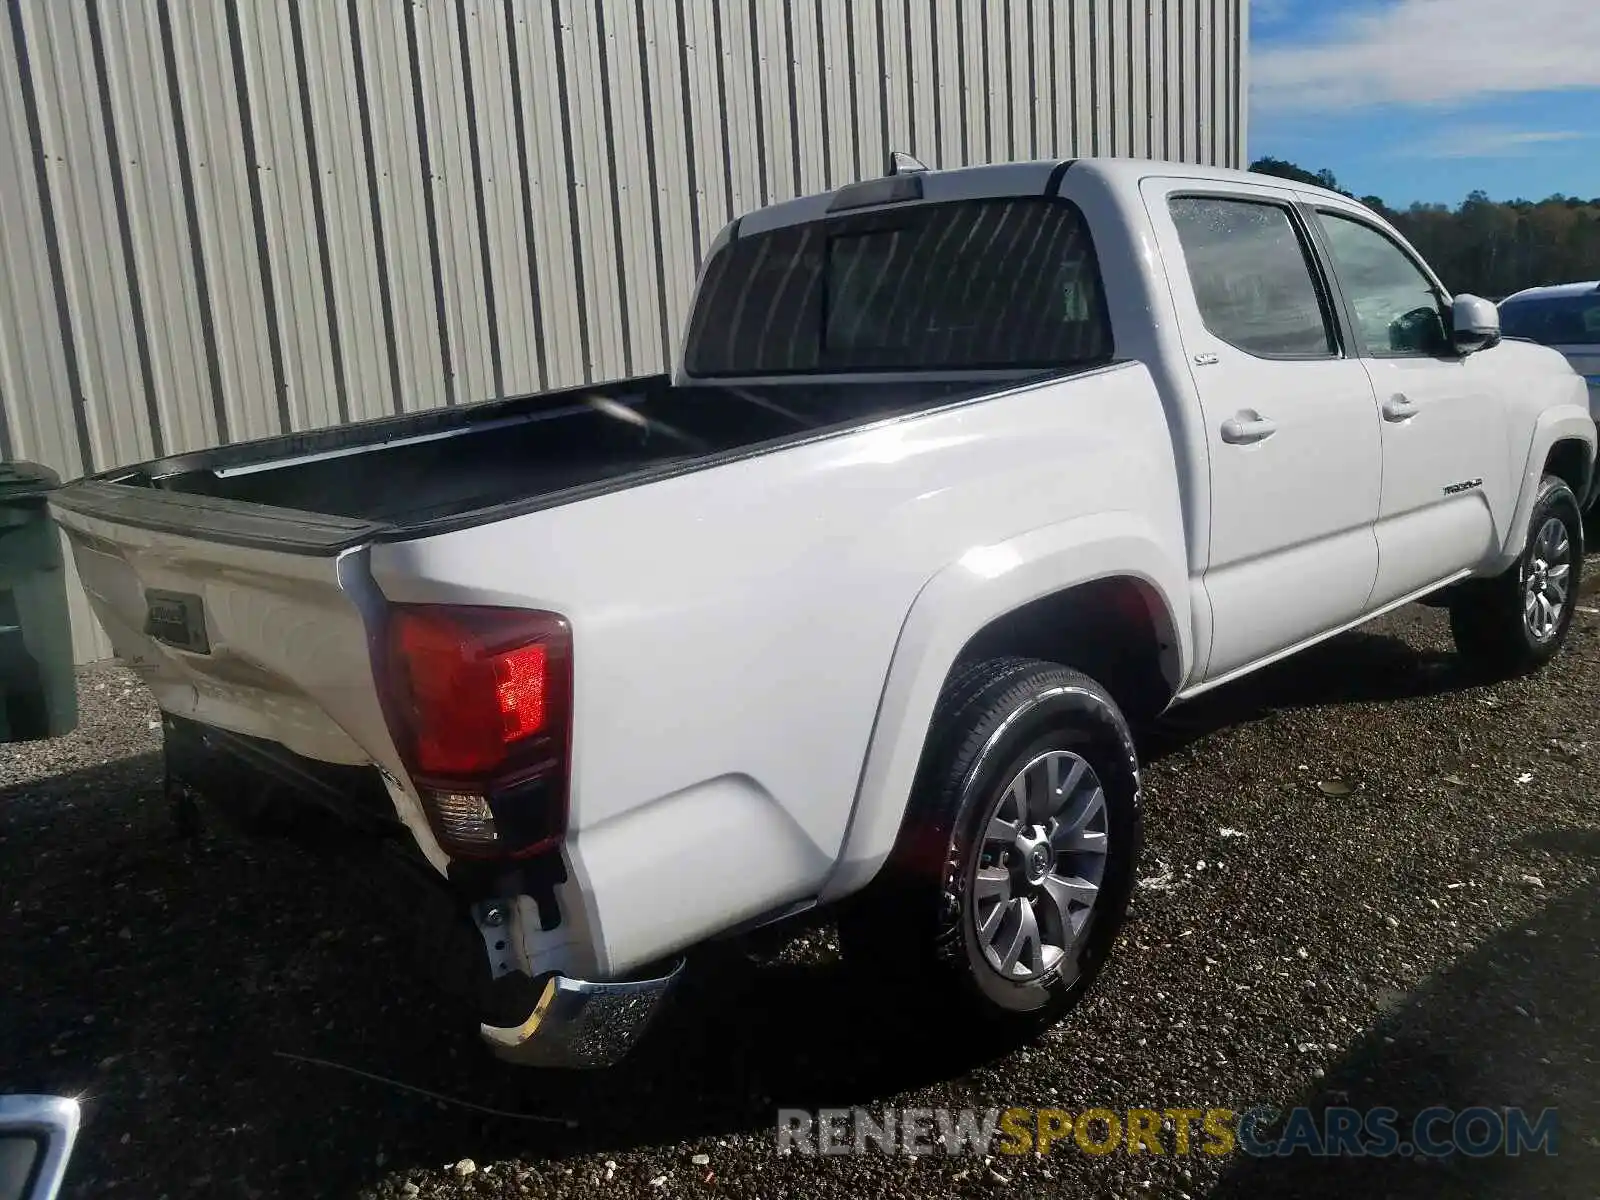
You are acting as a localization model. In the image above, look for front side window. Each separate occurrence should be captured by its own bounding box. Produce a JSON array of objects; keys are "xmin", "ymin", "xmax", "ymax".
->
[
  {"xmin": 1500, "ymin": 294, "xmax": 1600, "ymax": 347},
  {"xmin": 1168, "ymin": 196, "xmax": 1336, "ymax": 358},
  {"xmin": 1316, "ymin": 212, "xmax": 1452, "ymax": 357},
  {"xmin": 683, "ymin": 197, "xmax": 1113, "ymax": 376}
]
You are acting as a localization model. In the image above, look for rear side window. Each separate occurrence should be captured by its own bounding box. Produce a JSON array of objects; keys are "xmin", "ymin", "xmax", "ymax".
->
[
  {"xmin": 1500, "ymin": 294, "xmax": 1600, "ymax": 346},
  {"xmin": 683, "ymin": 198, "xmax": 1113, "ymax": 376},
  {"xmin": 1168, "ymin": 196, "xmax": 1336, "ymax": 358}
]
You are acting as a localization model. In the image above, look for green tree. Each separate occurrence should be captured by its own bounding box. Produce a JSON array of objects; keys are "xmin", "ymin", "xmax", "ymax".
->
[
  {"xmin": 1246, "ymin": 158, "xmax": 1600, "ymax": 294},
  {"xmin": 1248, "ymin": 156, "xmax": 1355, "ymax": 198},
  {"xmin": 1247, "ymin": 155, "xmax": 1325, "ymax": 187}
]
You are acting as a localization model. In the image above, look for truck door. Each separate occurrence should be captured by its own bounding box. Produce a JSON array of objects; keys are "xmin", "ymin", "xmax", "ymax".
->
[
  {"xmin": 1141, "ymin": 180, "xmax": 1383, "ymax": 683},
  {"xmin": 1307, "ymin": 205, "xmax": 1510, "ymax": 607}
]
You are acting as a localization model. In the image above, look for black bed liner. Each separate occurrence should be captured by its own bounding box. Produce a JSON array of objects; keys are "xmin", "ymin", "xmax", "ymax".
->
[{"xmin": 49, "ymin": 368, "xmax": 1092, "ymax": 555}]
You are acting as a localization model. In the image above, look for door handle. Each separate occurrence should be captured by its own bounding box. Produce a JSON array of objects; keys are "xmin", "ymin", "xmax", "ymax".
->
[
  {"xmin": 1382, "ymin": 393, "xmax": 1418, "ymax": 422},
  {"xmin": 1220, "ymin": 412, "xmax": 1277, "ymax": 444}
]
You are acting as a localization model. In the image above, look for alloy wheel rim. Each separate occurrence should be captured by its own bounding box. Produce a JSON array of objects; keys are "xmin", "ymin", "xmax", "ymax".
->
[
  {"xmin": 1523, "ymin": 515, "xmax": 1571, "ymax": 642},
  {"xmin": 971, "ymin": 749, "xmax": 1110, "ymax": 983}
]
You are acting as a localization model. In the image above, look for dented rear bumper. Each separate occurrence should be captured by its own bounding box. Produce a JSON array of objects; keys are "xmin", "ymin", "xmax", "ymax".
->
[{"xmin": 162, "ymin": 712, "xmax": 672, "ymax": 1068}]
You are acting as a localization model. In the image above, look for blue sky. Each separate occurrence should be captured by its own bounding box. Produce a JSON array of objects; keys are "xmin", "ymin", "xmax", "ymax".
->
[{"xmin": 1250, "ymin": 0, "xmax": 1600, "ymax": 207}]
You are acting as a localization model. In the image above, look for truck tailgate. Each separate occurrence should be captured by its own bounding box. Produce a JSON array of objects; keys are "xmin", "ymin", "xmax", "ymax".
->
[{"xmin": 48, "ymin": 494, "xmax": 440, "ymax": 863}]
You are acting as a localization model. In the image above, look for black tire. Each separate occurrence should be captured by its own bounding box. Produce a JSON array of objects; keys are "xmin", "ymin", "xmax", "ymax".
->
[
  {"xmin": 837, "ymin": 657, "xmax": 1142, "ymax": 1023},
  {"xmin": 1449, "ymin": 473, "xmax": 1584, "ymax": 677}
]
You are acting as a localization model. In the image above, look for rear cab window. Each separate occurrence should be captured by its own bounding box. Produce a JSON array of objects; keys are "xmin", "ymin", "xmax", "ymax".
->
[{"xmin": 682, "ymin": 197, "xmax": 1114, "ymax": 377}]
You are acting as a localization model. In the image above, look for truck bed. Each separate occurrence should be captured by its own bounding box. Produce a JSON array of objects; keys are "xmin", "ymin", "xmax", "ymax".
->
[{"xmin": 66, "ymin": 373, "xmax": 1012, "ymax": 550}]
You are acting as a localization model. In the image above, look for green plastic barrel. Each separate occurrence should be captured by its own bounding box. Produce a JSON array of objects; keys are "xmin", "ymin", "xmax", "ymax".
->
[{"xmin": 0, "ymin": 461, "xmax": 78, "ymax": 740}]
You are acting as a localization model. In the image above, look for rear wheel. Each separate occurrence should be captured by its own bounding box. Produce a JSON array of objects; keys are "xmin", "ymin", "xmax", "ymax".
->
[
  {"xmin": 1449, "ymin": 474, "xmax": 1583, "ymax": 676},
  {"xmin": 837, "ymin": 658, "xmax": 1141, "ymax": 1022}
]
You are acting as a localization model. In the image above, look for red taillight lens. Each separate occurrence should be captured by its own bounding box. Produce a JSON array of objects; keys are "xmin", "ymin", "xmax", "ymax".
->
[
  {"xmin": 390, "ymin": 608, "xmax": 559, "ymax": 776},
  {"xmin": 378, "ymin": 605, "xmax": 571, "ymax": 858},
  {"xmin": 494, "ymin": 642, "xmax": 548, "ymax": 743}
]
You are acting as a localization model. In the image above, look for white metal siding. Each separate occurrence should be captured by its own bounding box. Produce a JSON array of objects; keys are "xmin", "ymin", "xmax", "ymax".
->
[{"xmin": 0, "ymin": 0, "xmax": 1247, "ymax": 663}]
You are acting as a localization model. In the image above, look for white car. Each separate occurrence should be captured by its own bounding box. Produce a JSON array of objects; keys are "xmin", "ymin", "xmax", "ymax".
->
[
  {"xmin": 1500, "ymin": 280, "xmax": 1600, "ymax": 422},
  {"xmin": 16, "ymin": 156, "xmax": 1595, "ymax": 1069}
]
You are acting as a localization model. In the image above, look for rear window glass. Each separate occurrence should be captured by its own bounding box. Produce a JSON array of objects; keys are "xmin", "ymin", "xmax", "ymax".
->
[
  {"xmin": 1499, "ymin": 294, "xmax": 1600, "ymax": 346},
  {"xmin": 683, "ymin": 197, "xmax": 1113, "ymax": 376}
]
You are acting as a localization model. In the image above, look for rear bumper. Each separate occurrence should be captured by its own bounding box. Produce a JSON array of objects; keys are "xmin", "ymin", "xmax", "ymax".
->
[
  {"xmin": 480, "ymin": 959, "xmax": 685, "ymax": 1068},
  {"xmin": 162, "ymin": 712, "xmax": 671, "ymax": 1069}
]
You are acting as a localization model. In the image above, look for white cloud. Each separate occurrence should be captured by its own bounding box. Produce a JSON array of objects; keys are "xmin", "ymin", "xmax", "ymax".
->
[
  {"xmin": 1253, "ymin": 0, "xmax": 1600, "ymax": 110},
  {"xmin": 1405, "ymin": 126, "xmax": 1595, "ymax": 158},
  {"xmin": 1250, "ymin": 0, "xmax": 1298, "ymax": 23}
]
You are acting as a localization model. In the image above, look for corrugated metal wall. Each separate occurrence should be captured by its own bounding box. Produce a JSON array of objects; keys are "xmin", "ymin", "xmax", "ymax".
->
[{"xmin": 0, "ymin": 0, "xmax": 1247, "ymax": 662}]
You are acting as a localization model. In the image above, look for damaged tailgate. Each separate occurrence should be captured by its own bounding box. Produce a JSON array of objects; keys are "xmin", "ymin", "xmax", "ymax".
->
[{"xmin": 47, "ymin": 483, "xmax": 447, "ymax": 870}]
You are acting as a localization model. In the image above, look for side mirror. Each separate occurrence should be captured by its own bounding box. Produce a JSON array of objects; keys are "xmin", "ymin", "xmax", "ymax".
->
[
  {"xmin": 1452, "ymin": 294, "xmax": 1501, "ymax": 354},
  {"xmin": 0, "ymin": 1096, "xmax": 80, "ymax": 1200}
]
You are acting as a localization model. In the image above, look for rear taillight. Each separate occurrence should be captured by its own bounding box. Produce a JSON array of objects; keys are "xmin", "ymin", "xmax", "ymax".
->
[{"xmin": 377, "ymin": 605, "xmax": 572, "ymax": 860}]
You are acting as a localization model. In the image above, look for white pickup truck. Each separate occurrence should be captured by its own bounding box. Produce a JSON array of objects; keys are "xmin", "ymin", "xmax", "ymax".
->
[{"xmin": 24, "ymin": 157, "xmax": 1596, "ymax": 1069}]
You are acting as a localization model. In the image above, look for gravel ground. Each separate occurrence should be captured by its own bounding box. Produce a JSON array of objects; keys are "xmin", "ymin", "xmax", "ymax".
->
[{"xmin": 3, "ymin": 602, "xmax": 1598, "ymax": 1199}]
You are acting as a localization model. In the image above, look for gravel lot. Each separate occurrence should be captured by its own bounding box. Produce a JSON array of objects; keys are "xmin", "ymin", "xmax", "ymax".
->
[{"xmin": 4, "ymin": 601, "xmax": 1598, "ymax": 1199}]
